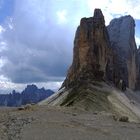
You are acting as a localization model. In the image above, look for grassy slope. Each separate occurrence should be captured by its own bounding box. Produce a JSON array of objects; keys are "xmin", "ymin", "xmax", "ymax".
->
[{"xmin": 61, "ymin": 82, "xmax": 112, "ymax": 112}]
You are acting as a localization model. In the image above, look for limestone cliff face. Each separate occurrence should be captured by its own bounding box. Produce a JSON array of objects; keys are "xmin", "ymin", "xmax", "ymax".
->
[
  {"xmin": 107, "ymin": 16, "xmax": 137, "ymax": 90},
  {"xmin": 62, "ymin": 9, "xmax": 110, "ymax": 88},
  {"xmin": 62, "ymin": 10, "xmax": 139, "ymax": 90}
]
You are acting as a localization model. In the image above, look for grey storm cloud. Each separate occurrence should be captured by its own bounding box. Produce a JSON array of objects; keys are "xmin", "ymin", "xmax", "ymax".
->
[{"xmin": 0, "ymin": 0, "xmax": 89, "ymax": 83}]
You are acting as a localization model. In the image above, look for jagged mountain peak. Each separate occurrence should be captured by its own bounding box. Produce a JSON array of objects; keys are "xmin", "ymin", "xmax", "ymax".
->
[
  {"xmin": 62, "ymin": 9, "xmax": 110, "ymax": 89},
  {"xmin": 93, "ymin": 8, "xmax": 105, "ymax": 24}
]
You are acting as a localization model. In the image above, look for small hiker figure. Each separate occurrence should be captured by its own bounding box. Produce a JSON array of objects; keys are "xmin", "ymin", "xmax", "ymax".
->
[
  {"xmin": 118, "ymin": 79, "xmax": 126, "ymax": 91},
  {"xmin": 122, "ymin": 80, "xmax": 126, "ymax": 91},
  {"xmin": 118, "ymin": 79, "xmax": 123, "ymax": 90}
]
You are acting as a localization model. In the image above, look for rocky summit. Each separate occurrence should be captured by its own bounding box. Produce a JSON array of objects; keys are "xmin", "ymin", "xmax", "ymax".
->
[
  {"xmin": 40, "ymin": 9, "xmax": 140, "ymax": 123},
  {"xmin": 62, "ymin": 9, "xmax": 110, "ymax": 88},
  {"xmin": 62, "ymin": 9, "xmax": 139, "ymax": 91}
]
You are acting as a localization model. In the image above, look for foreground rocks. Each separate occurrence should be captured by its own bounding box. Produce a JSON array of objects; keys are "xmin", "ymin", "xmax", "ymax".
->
[
  {"xmin": 0, "ymin": 108, "xmax": 34, "ymax": 140},
  {"xmin": 17, "ymin": 104, "xmax": 35, "ymax": 111},
  {"xmin": 113, "ymin": 115, "xmax": 129, "ymax": 122},
  {"xmin": 119, "ymin": 116, "xmax": 129, "ymax": 122}
]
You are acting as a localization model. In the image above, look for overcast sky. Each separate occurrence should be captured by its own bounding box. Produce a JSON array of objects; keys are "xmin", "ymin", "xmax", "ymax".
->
[{"xmin": 0, "ymin": 0, "xmax": 140, "ymax": 93}]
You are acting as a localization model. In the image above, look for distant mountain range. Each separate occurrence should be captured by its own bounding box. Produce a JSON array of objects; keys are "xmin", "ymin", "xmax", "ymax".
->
[{"xmin": 0, "ymin": 84, "xmax": 54, "ymax": 107}]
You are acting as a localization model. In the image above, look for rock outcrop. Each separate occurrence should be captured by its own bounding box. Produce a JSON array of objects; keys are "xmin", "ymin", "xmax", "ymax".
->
[
  {"xmin": 62, "ymin": 10, "xmax": 139, "ymax": 90},
  {"xmin": 107, "ymin": 16, "xmax": 138, "ymax": 90},
  {"xmin": 62, "ymin": 9, "xmax": 110, "ymax": 88}
]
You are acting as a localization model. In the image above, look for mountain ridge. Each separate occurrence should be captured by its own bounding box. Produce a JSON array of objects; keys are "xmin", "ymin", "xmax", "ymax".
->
[{"xmin": 0, "ymin": 84, "xmax": 54, "ymax": 107}]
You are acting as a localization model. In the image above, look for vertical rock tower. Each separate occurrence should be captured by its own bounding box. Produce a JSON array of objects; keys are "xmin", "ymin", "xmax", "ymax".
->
[
  {"xmin": 107, "ymin": 16, "xmax": 137, "ymax": 90},
  {"xmin": 62, "ymin": 9, "xmax": 110, "ymax": 88},
  {"xmin": 62, "ymin": 9, "xmax": 139, "ymax": 91}
]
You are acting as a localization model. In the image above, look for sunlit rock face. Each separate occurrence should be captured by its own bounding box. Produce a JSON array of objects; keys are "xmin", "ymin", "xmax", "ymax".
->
[
  {"xmin": 62, "ymin": 9, "xmax": 110, "ymax": 88},
  {"xmin": 107, "ymin": 16, "xmax": 137, "ymax": 90},
  {"xmin": 62, "ymin": 9, "xmax": 139, "ymax": 90}
]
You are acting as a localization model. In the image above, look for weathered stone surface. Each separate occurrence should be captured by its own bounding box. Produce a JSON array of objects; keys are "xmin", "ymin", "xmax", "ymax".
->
[
  {"xmin": 62, "ymin": 9, "xmax": 139, "ymax": 90},
  {"xmin": 107, "ymin": 15, "xmax": 137, "ymax": 90},
  {"xmin": 62, "ymin": 9, "xmax": 110, "ymax": 88}
]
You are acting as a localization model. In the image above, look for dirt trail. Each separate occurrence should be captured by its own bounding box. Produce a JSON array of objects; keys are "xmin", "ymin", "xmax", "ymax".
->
[{"xmin": 0, "ymin": 106, "xmax": 140, "ymax": 140}]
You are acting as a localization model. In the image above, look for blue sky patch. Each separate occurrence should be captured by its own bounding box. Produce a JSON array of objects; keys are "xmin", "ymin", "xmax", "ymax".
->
[
  {"xmin": 135, "ymin": 20, "xmax": 140, "ymax": 37},
  {"xmin": 0, "ymin": 0, "xmax": 14, "ymax": 23}
]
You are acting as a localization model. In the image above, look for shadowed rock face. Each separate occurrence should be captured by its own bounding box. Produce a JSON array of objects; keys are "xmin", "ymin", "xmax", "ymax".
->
[
  {"xmin": 62, "ymin": 9, "xmax": 110, "ymax": 88},
  {"xmin": 62, "ymin": 9, "xmax": 139, "ymax": 90},
  {"xmin": 107, "ymin": 16, "xmax": 137, "ymax": 90},
  {"xmin": 136, "ymin": 48, "xmax": 140, "ymax": 90}
]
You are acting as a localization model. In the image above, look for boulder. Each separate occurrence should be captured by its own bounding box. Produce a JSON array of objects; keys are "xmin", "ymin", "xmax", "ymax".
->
[{"xmin": 119, "ymin": 116, "xmax": 129, "ymax": 122}]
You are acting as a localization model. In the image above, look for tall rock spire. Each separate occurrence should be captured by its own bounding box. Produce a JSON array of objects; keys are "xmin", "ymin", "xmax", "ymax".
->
[
  {"xmin": 62, "ymin": 10, "xmax": 138, "ymax": 90},
  {"xmin": 107, "ymin": 15, "xmax": 137, "ymax": 89},
  {"xmin": 93, "ymin": 8, "xmax": 105, "ymax": 24},
  {"xmin": 62, "ymin": 9, "xmax": 110, "ymax": 88}
]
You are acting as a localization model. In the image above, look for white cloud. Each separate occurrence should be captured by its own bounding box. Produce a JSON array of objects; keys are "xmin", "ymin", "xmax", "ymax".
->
[
  {"xmin": 0, "ymin": 80, "xmax": 24, "ymax": 93},
  {"xmin": 56, "ymin": 9, "xmax": 67, "ymax": 24},
  {"xmin": 7, "ymin": 18, "xmax": 14, "ymax": 30},
  {"xmin": 8, "ymin": 24, "xmax": 13, "ymax": 30},
  {"xmin": 0, "ymin": 57, "xmax": 7, "ymax": 68},
  {"xmin": 0, "ymin": 80, "xmax": 62, "ymax": 93},
  {"xmin": 135, "ymin": 36, "xmax": 140, "ymax": 47},
  {"xmin": 87, "ymin": 0, "xmax": 140, "ymax": 24},
  {"xmin": 0, "ymin": 75, "xmax": 9, "ymax": 82},
  {"xmin": 0, "ymin": 26, "xmax": 7, "ymax": 52},
  {"xmin": 0, "ymin": 75, "xmax": 16, "ymax": 92},
  {"xmin": 35, "ymin": 81, "xmax": 63, "ymax": 91},
  {"xmin": 0, "ymin": 25, "xmax": 5, "ymax": 33},
  {"xmin": 0, "ymin": 41, "xmax": 7, "ymax": 52}
]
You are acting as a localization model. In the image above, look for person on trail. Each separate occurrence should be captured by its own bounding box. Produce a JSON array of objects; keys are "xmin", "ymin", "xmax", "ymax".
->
[
  {"xmin": 118, "ymin": 79, "xmax": 126, "ymax": 91},
  {"xmin": 122, "ymin": 80, "xmax": 126, "ymax": 91},
  {"xmin": 118, "ymin": 79, "xmax": 123, "ymax": 89}
]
